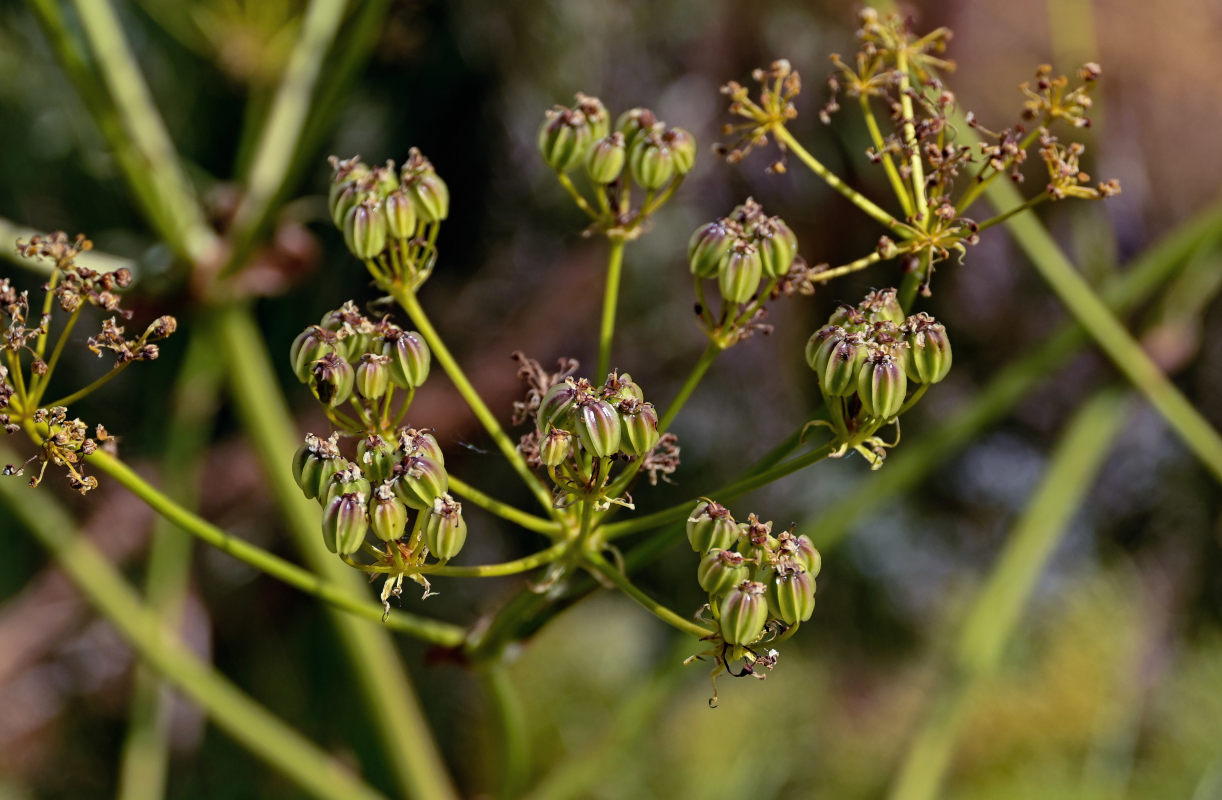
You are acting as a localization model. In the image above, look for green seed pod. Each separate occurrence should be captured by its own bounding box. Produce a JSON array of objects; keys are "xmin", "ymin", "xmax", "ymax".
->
[
  {"xmin": 585, "ymin": 133, "xmax": 627, "ymax": 185},
  {"xmin": 576, "ymin": 398, "xmax": 622, "ymax": 457},
  {"xmin": 540, "ymin": 428, "xmax": 573, "ymax": 467},
  {"xmin": 812, "ymin": 330, "xmax": 868, "ymax": 398},
  {"xmin": 343, "ymin": 202, "xmax": 388, "ymax": 260},
  {"xmin": 329, "ymin": 180, "xmax": 364, "ymax": 229},
  {"xmin": 424, "ymin": 494, "xmax": 467, "ymax": 561},
  {"xmin": 309, "ymin": 353, "xmax": 355, "ymax": 407},
  {"xmin": 398, "ymin": 427, "xmax": 445, "ymax": 465},
  {"xmin": 381, "ymin": 330, "xmax": 430, "ymax": 389},
  {"xmin": 769, "ymin": 567, "xmax": 816, "ymax": 624},
  {"xmin": 537, "ymin": 381, "xmax": 580, "ymax": 435},
  {"xmin": 601, "ymin": 371, "xmax": 644, "ymax": 405},
  {"xmin": 574, "ymin": 93, "xmax": 610, "ymax": 141},
  {"xmin": 538, "ymin": 106, "xmax": 592, "ymax": 172},
  {"xmin": 857, "ymin": 351, "xmax": 908, "ymax": 419},
  {"xmin": 355, "ymin": 353, "xmax": 391, "ymax": 400},
  {"xmin": 357, "ymin": 434, "xmax": 397, "ymax": 484},
  {"xmin": 859, "ymin": 287, "xmax": 905, "ymax": 325},
  {"xmin": 292, "ymin": 434, "xmax": 345, "ymax": 500},
  {"xmin": 614, "ymin": 107, "xmax": 657, "ymax": 151},
  {"xmin": 321, "ymin": 463, "xmax": 371, "ymax": 508},
  {"xmin": 828, "ymin": 304, "xmax": 869, "ymax": 333},
  {"xmin": 322, "ymin": 492, "xmax": 368, "ymax": 555},
  {"xmin": 402, "ymin": 148, "xmax": 449, "ymax": 222},
  {"xmin": 719, "ymin": 581, "xmax": 769, "ymax": 645},
  {"xmin": 620, "ymin": 400, "xmax": 660, "ymax": 456},
  {"xmin": 662, "ymin": 127, "xmax": 697, "ymax": 175},
  {"xmin": 368, "ymin": 484, "xmax": 408, "ymax": 542},
  {"xmin": 629, "ymin": 134, "xmax": 675, "ymax": 190},
  {"xmin": 755, "ymin": 217, "xmax": 798, "ymax": 278},
  {"xmin": 741, "ymin": 515, "xmax": 776, "ymax": 564},
  {"xmin": 393, "ymin": 455, "xmax": 449, "ymax": 511},
  {"xmin": 289, "ymin": 326, "xmax": 337, "ymax": 384},
  {"xmin": 686, "ymin": 500, "xmax": 739, "ymax": 554},
  {"xmin": 718, "ymin": 240, "xmax": 763, "ymax": 304},
  {"xmin": 383, "ymin": 189, "xmax": 418, "ymax": 240},
  {"xmin": 903, "ymin": 312, "xmax": 952, "ymax": 384},
  {"xmin": 794, "ymin": 535, "xmax": 821, "ymax": 578},
  {"xmin": 688, "ymin": 221, "xmax": 734, "ymax": 279},
  {"xmin": 804, "ymin": 324, "xmax": 842, "ymax": 373},
  {"xmin": 698, "ymin": 549, "xmax": 749, "ymax": 597}
]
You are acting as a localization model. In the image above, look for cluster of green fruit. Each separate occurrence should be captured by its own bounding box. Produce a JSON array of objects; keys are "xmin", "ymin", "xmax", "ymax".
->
[{"xmin": 688, "ymin": 198, "xmax": 799, "ymax": 305}]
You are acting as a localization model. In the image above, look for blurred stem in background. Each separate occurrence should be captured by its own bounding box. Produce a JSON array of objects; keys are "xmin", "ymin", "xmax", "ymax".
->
[
  {"xmin": 116, "ymin": 327, "xmax": 222, "ymax": 800},
  {"xmin": 0, "ymin": 458, "xmax": 389, "ymax": 800},
  {"xmin": 888, "ymin": 390, "xmax": 1130, "ymax": 800}
]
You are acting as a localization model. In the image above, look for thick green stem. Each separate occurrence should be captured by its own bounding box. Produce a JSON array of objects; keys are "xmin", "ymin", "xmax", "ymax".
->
[
  {"xmin": 390, "ymin": 285, "xmax": 556, "ymax": 514},
  {"xmin": 658, "ymin": 341, "xmax": 721, "ymax": 432},
  {"xmin": 82, "ymin": 447, "xmax": 462, "ymax": 645},
  {"xmin": 213, "ymin": 305, "xmax": 461, "ymax": 800},
  {"xmin": 583, "ymin": 551, "xmax": 713, "ymax": 639},
  {"xmin": 479, "ymin": 664, "xmax": 531, "ymax": 800},
  {"xmin": 888, "ymin": 391, "xmax": 1128, "ymax": 800},
  {"xmin": 596, "ymin": 238, "xmax": 626, "ymax": 379},
  {"xmin": 0, "ymin": 465, "xmax": 387, "ymax": 800},
  {"xmin": 895, "ymin": 46, "xmax": 929, "ymax": 223},
  {"xmin": 774, "ymin": 126, "xmax": 908, "ymax": 234}
]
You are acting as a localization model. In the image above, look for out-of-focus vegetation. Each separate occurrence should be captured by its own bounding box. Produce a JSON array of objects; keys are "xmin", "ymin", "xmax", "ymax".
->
[{"xmin": 0, "ymin": 1, "xmax": 1220, "ymax": 798}]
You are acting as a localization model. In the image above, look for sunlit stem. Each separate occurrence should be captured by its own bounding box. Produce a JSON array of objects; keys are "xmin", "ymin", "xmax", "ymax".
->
[
  {"xmin": 596, "ymin": 237, "xmax": 626, "ymax": 379},
  {"xmin": 895, "ymin": 46, "xmax": 929, "ymax": 224},
  {"xmin": 44, "ymin": 361, "xmax": 132, "ymax": 408},
  {"xmin": 859, "ymin": 94, "xmax": 915, "ymax": 218},
  {"xmin": 29, "ymin": 306, "xmax": 82, "ymax": 406},
  {"xmin": 975, "ymin": 191, "xmax": 1051, "ymax": 233},
  {"xmin": 555, "ymin": 171, "xmax": 599, "ymax": 220}
]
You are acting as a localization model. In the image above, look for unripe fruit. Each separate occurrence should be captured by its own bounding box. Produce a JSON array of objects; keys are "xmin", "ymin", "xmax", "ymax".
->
[
  {"xmin": 402, "ymin": 148, "xmax": 449, "ymax": 222},
  {"xmin": 540, "ymin": 428, "xmax": 574, "ymax": 467},
  {"xmin": 393, "ymin": 455, "xmax": 448, "ymax": 511},
  {"xmin": 903, "ymin": 312, "xmax": 952, "ymax": 384},
  {"xmin": 614, "ymin": 107, "xmax": 657, "ymax": 151},
  {"xmin": 321, "ymin": 463, "xmax": 371, "ymax": 508},
  {"xmin": 356, "ymin": 353, "xmax": 391, "ymax": 400},
  {"xmin": 292, "ymin": 435, "xmax": 346, "ymax": 500},
  {"xmin": 859, "ymin": 287, "xmax": 905, "ymax": 325},
  {"xmin": 585, "ymin": 133, "xmax": 627, "ymax": 184},
  {"xmin": 769, "ymin": 568, "xmax": 816, "ymax": 624},
  {"xmin": 369, "ymin": 485, "xmax": 408, "ymax": 542},
  {"xmin": 857, "ymin": 351, "xmax": 908, "ymax": 419},
  {"xmin": 289, "ymin": 326, "xmax": 336, "ymax": 384},
  {"xmin": 383, "ymin": 189, "xmax": 418, "ymax": 240},
  {"xmin": 828, "ymin": 304, "xmax": 869, "ymax": 333},
  {"xmin": 576, "ymin": 398, "xmax": 622, "ymax": 457},
  {"xmin": 794, "ymin": 535, "xmax": 821, "ymax": 578},
  {"xmin": 424, "ymin": 494, "xmax": 467, "ymax": 560},
  {"xmin": 620, "ymin": 401, "xmax": 660, "ymax": 456},
  {"xmin": 755, "ymin": 217, "xmax": 798, "ymax": 278},
  {"xmin": 343, "ymin": 202, "xmax": 388, "ymax": 260},
  {"xmin": 383, "ymin": 330, "xmax": 430, "ymax": 389},
  {"xmin": 537, "ymin": 381, "xmax": 580, "ymax": 435},
  {"xmin": 398, "ymin": 427, "xmax": 444, "ymax": 465},
  {"xmin": 309, "ymin": 353, "xmax": 355, "ymax": 407},
  {"xmin": 322, "ymin": 492, "xmax": 368, "ymax": 555},
  {"xmin": 719, "ymin": 581, "xmax": 769, "ymax": 645},
  {"xmin": 357, "ymin": 434, "xmax": 397, "ymax": 484},
  {"xmin": 687, "ymin": 500, "xmax": 739, "ymax": 553},
  {"xmin": 329, "ymin": 180, "xmax": 363, "ymax": 228},
  {"xmin": 812, "ymin": 331, "xmax": 868, "ymax": 398},
  {"xmin": 718, "ymin": 240, "xmax": 763, "ymax": 304},
  {"xmin": 629, "ymin": 135, "xmax": 675, "ymax": 190},
  {"xmin": 698, "ymin": 549, "xmax": 749, "ymax": 597},
  {"xmin": 538, "ymin": 107, "xmax": 591, "ymax": 172},
  {"xmin": 662, "ymin": 127, "xmax": 697, "ymax": 174},
  {"xmin": 575, "ymin": 93, "xmax": 610, "ymax": 141},
  {"xmin": 688, "ymin": 221, "xmax": 734, "ymax": 279}
]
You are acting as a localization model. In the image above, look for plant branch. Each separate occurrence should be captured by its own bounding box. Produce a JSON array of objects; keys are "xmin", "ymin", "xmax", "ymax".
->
[
  {"xmin": 596, "ymin": 237, "xmax": 626, "ymax": 379},
  {"xmin": 583, "ymin": 551, "xmax": 713, "ymax": 639}
]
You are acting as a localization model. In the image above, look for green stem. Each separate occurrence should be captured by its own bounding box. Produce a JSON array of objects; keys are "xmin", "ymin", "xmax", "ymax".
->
[
  {"xmin": 602, "ymin": 442, "xmax": 834, "ymax": 540},
  {"xmin": 29, "ymin": 306, "xmax": 82, "ymax": 407},
  {"xmin": 67, "ymin": 0, "xmax": 217, "ymax": 263},
  {"xmin": 348, "ymin": 543, "xmax": 568, "ymax": 577},
  {"xmin": 390, "ymin": 285, "xmax": 556, "ymax": 514},
  {"xmin": 888, "ymin": 391, "xmax": 1128, "ymax": 800},
  {"xmin": 774, "ymin": 125, "xmax": 910, "ymax": 234},
  {"xmin": 859, "ymin": 94, "xmax": 915, "ymax": 218},
  {"xmin": 221, "ymin": 0, "xmax": 349, "ymax": 277},
  {"xmin": 0, "ymin": 464, "xmax": 387, "ymax": 800},
  {"xmin": 213, "ymin": 305, "xmax": 460, "ymax": 800},
  {"xmin": 117, "ymin": 328, "xmax": 220, "ymax": 800},
  {"xmin": 812, "ymin": 250, "xmax": 886, "ymax": 284},
  {"xmin": 596, "ymin": 238, "xmax": 626, "ymax": 379},
  {"xmin": 974, "ymin": 191, "xmax": 1050, "ymax": 233},
  {"xmin": 81, "ymin": 447, "xmax": 461, "ymax": 644},
  {"xmin": 555, "ymin": 172, "xmax": 599, "ymax": 220},
  {"xmin": 583, "ymin": 551, "xmax": 713, "ymax": 639},
  {"xmin": 479, "ymin": 664, "xmax": 531, "ymax": 800},
  {"xmin": 658, "ymin": 341, "xmax": 721, "ymax": 431},
  {"xmin": 448, "ymin": 474, "xmax": 561, "ymax": 536},
  {"xmin": 895, "ymin": 45, "xmax": 929, "ymax": 224},
  {"xmin": 43, "ymin": 361, "xmax": 132, "ymax": 408}
]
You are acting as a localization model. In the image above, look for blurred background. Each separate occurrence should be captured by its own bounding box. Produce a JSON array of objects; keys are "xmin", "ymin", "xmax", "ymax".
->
[{"xmin": 1, "ymin": 0, "xmax": 1221, "ymax": 798}]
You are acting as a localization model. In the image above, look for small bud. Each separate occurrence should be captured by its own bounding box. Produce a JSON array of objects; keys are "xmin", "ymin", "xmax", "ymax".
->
[
  {"xmin": 574, "ymin": 93, "xmax": 610, "ymax": 140},
  {"xmin": 697, "ymin": 548, "xmax": 749, "ymax": 597},
  {"xmin": 382, "ymin": 330, "xmax": 431, "ymax": 389},
  {"xmin": 811, "ymin": 329, "xmax": 868, "ymax": 398},
  {"xmin": 393, "ymin": 455, "xmax": 449, "ymax": 511},
  {"xmin": 719, "ymin": 581, "xmax": 769, "ymax": 645},
  {"xmin": 383, "ymin": 190, "xmax": 418, "ymax": 240},
  {"xmin": 662, "ymin": 127, "xmax": 697, "ymax": 175},
  {"xmin": 615, "ymin": 107, "xmax": 658, "ymax": 151},
  {"xmin": 322, "ymin": 463, "xmax": 372, "ymax": 507},
  {"xmin": 903, "ymin": 313, "xmax": 952, "ymax": 384},
  {"xmin": 718, "ymin": 240, "xmax": 763, "ymax": 304},
  {"xmin": 329, "ymin": 180, "xmax": 363, "ymax": 228},
  {"xmin": 538, "ymin": 106, "xmax": 592, "ymax": 172},
  {"xmin": 289, "ymin": 326, "xmax": 336, "ymax": 384},
  {"xmin": 620, "ymin": 401, "xmax": 660, "ymax": 456},
  {"xmin": 857, "ymin": 351, "xmax": 908, "ymax": 419},
  {"xmin": 585, "ymin": 133, "xmax": 627, "ymax": 185},
  {"xmin": 686, "ymin": 500, "xmax": 739, "ymax": 554},
  {"xmin": 601, "ymin": 371, "xmax": 644, "ymax": 405},
  {"xmin": 369, "ymin": 485, "xmax": 409, "ymax": 542},
  {"xmin": 310, "ymin": 353, "xmax": 355, "ymax": 407},
  {"xmin": 828, "ymin": 304, "xmax": 869, "ymax": 332},
  {"xmin": 322, "ymin": 492, "xmax": 368, "ymax": 555},
  {"xmin": 399, "ymin": 427, "xmax": 445, "ymax": 465},
  {"xmin": 356, "ymin": 353, "xmax": 391, "ymax": 400},
  {"xmin": 143, "ymin": 315, "xmax": 177, "ymax": 341},
  {"xmin": 859, "ymin": 288, "xmax": 905, "ymax": 325},
  {"xmin": 795, "ymin": 535, "xmax": 821, "ymax": 578},
  {"xmin": 688, "ymin": 221, "xmax": 734, "ymax": 279},
  {"xmin": 755, "ymin": 217, "xmax": 798, "ymax": 278},
  {"xmin": 424, "ymin": 494, "xmax": 467, "ymax": 560},
  {"xmin": 768, "ymin": 567, "xmax": 816, "ymax": 624},
  {"xmin": 357, "ymin": 434, "xmax": 397, "ymax": 484},
  {"xmin": 292, "ymin": 437, "xmax": 347, "ymax": 500},
  {"xmin": 629, "ymin": 134, "xmax": 675, "ymax": 190},
  {"xmin": 576, "ymin": 398, "xmax": 622, "ymax": 457},
  {"xmin": 402, "ymin": 148, "xmax": 449, "ymax": 222},
  {"xmin": 343, "ymin": 202, "xmax": 388, "ymax": 260},
  {"xmin": 540, "ymin": 428, "xmax": 573, "ymax": 467},
  {"xmin": 537, "ymin": 380, "xmax": 580, "ymax": 435}
]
